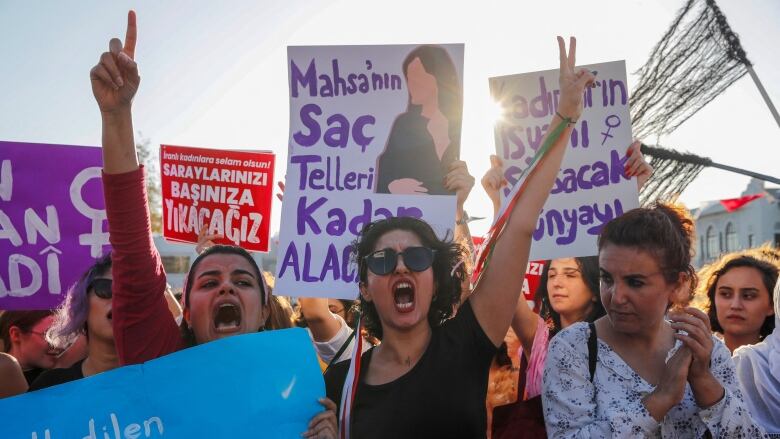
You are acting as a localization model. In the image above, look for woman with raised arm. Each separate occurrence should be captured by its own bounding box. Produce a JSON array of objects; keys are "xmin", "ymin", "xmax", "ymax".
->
[
  {"xmin": 481, "ymin": 141, "xmax": 651, "ymax": 401},
  {"xmin": 542, "ymin": 203, "xmax": 767, "ymax": 437},
  {"xmin": 90, "ymin": 11, "xmax": 336, "ymax": 438},
  {"xmin": 282, "ymin": 159, "xmax": 475, "ymax": 369},
  {"xmin": 324, "ymin": 37, "xmax": 596, "ymax": 438}
]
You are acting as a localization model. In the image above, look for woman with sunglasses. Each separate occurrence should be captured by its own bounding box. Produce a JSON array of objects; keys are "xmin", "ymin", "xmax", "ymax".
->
[
  {"xmin": 0, "ymin": 310, "xmax": 58, "ymax": 386},
  {"xmin": 324, "ymin": 37, "xmax": 596, "ymax": 438},
  {"xmin": 90, "ymin": 12, "xmax": 336, "ymax": 438},
  {"xmin": 29, "ymin": 254, "xmax": 118, "ymax": 391}
]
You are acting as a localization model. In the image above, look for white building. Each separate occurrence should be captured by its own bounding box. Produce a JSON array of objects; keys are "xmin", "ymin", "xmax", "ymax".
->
[{"xmin": 692, "ymin": 179, "xmax": 780, "ymax": 268}]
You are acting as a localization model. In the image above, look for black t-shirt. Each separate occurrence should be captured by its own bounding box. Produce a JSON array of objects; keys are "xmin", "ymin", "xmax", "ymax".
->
[
  {"xmin": 375, "ymin": 107, "xmax": 460, "ymax": 196},
  {"xmin": 28, "ymin": 360, "xmax": 84, "ymax": 391},
  {"xmin": 325, "ymin": 301, "xmax": 497, "ymax": 439},
  {"xmin": 22, "ymin": 367, "xmax": 43, "ymax": 386}
]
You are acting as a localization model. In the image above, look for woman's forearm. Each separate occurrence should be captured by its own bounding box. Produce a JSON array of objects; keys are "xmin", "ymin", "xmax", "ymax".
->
[
  {"xmin": 469, "ymin": 116, "xmax": 572, "ymax": 346},
  {"xmin": 101, "ymin": 108, "xmax": 138, "ymax": 174}
]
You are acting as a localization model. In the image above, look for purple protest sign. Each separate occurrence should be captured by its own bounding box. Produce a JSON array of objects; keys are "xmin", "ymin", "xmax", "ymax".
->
[{"xmin": 0, "ymin": 141, "xmax": 110, "ymax": 310}]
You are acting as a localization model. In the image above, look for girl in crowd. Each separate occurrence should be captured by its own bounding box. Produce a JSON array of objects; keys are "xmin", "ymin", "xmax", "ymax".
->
[
  {"xmin": 699, "ymin": 247, "xmax": 778, "ymax": 352},
  {"xmin": 324, "ymin": 37, "xmax": 597, "ymax": 438},
  {"xmin": 733, "ymin": 278, "xmax": 780, "ymax": 437},
  {"xmin": 542, "ymin": 203, "xmax": 766, "ymax": 437},
  {"xmin": 28, "ymin": 254, "xmax": 117, "ymax": 390},
  {"xmin": 0, "ymin": 310, "xmax": 57, "ymax": 385},
  {"xmin": 90, "ymin": 11, "xmax": 336, "ymax": 438}
]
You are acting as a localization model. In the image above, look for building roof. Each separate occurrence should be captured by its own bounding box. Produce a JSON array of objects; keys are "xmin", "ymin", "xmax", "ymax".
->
[{"xmin": 694, "ymin": 180, "xmax": 779, "ymax": 220}]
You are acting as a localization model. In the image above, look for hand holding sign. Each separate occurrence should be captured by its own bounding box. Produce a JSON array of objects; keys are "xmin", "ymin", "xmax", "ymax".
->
[
  {"xmin": 556, "ymin": 36, "xmax": 596, "ymax": 121},
  {"xmin": 195, "ymin": 225, "xmax": 223, "ymax": 255},
  {"xmin": 302, "ymin": 398, "xmax": 338, "ymax": 438},
  {"xmin": 90, "ymin": 10, "xmax": 139, "ymax": 114},
  {"xmin": 443, "ymin": 160, "xmax": 475, "ymax": 215},
  {"xmin": 481, "ymin": 155, "xmax": 507, "ymax": 218},
  {"xmin": 624, "ymin": 140, "xmax": 654, "ymax": 190}
]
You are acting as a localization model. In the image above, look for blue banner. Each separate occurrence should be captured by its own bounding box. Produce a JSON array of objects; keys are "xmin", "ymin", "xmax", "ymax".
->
[{"xmin": 0, "ymin": 328, "xmax": 324, "ymax": 438}]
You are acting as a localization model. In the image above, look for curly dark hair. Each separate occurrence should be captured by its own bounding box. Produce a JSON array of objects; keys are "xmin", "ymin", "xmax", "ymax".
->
[
  {"xmin": 598, "ymin": 202, "xmax": 698, "ymax": 303},
  {"xmin": 535, "ymin": 256, "xmax": 605, "ymax": 338},
  {"xmin": 698, "ymin": 247, "xmax": 778, "ymax": 340},
  {"xmin": 353, "ymin": 216, "xmax": 467, "ymax": 340}
]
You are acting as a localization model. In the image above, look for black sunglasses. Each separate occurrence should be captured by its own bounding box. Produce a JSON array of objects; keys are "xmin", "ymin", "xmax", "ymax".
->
[
  {"xmin": 363, "ymin": 247, "xmax": 436, "ymax": 276},
  {"xmin": 88, "ymin": 278, "xmax": 113, "ymax": 299}
]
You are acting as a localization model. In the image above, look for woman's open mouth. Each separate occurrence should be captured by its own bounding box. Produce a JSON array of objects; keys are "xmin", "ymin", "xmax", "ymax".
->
[
  {"xmin": 393, "ymin": 280, "xmax": 416, "ymax": 313},
  {"xmin": 213, "ymin": 302, "xmax": 242, "ymax": 333}
]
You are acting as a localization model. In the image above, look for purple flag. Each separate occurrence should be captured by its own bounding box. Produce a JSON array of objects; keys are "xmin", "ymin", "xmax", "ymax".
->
[{"xmin": 0, "ymin": 141, "xmax": 110, "ymax": 310}]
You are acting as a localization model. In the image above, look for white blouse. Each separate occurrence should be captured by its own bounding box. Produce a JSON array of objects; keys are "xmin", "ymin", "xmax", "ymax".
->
[
  {"xmin": 542, "ymin": 322, "xmax": 767, "ymax": 438},
  {"xmin": 309, "ymin": 313, "xmax": 370, "ymax": 364}
]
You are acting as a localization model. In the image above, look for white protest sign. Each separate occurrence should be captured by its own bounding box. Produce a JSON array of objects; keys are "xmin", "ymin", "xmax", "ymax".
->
[
  {"xmin": 490, "ymin": 60, "xmax": 638, "ymax": 260},
  {"xmin": 277, "ymin": 44, "xmax": 463, "ymax": 299}
]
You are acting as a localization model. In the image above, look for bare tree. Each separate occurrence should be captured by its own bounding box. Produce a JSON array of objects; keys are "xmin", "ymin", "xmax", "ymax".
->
[{"xmin": 135, "ymin": 134, "xmax": 162, "ymax": 234}]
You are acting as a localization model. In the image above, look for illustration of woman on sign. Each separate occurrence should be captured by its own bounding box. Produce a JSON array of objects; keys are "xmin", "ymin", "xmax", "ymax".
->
[{"xmin": 375, "ymin": 45, "xmax": 463, "ymax": 195}]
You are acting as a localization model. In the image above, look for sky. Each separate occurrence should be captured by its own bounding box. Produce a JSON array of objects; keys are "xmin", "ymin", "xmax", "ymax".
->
[{"xmin": 1, "ymin": 0, "xmax": 778, "ymax": 238}]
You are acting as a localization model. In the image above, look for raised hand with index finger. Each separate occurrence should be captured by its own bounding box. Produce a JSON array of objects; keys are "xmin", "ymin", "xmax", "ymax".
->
[{"xmin": 90, "ymin": 10, "xmax": 140, "ymax": 114}]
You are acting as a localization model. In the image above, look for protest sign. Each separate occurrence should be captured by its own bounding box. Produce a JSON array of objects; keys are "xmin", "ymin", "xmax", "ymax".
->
[
  {"xmin": 0, "ymin": 141, "xmax": 110, "ymax": 310},
  {"xmin": 0, "ymin": 328, "xmax": 323, "ymax": 439},
  {"xmin": 524, "ymin": 260, "xmax": 545, "ymax": 303},
  {"xmin": 490, "ymin": 61, "xmax": 638, "ymax": 260},
  {"xmin": 475, "ymin": 234, "xmax": 543, "ymax": 306},
  {"xmin": 160, "ymin": 145, "xmax": 275, "ymax": 252},
  {"xmin": 277, "ymin": 44, "xmax": 464, "ymax": 299}
]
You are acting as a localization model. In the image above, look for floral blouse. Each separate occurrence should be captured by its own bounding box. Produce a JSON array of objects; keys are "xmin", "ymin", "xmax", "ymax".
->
[{"xmin": 542, "ymin": 322, "xmax": 767, "ymax": 438}]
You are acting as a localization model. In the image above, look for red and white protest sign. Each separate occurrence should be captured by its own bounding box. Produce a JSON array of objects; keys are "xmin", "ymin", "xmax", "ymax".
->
[
  {"xmin": 160, "ymin": 145, "xmax": 275, "ymax": 252},
  {"xmin": 524, "ymin": 260, "xmax": 545, "ymax": 304},
  {"xmin": 473, "ymin": 235, "xmax": 545, "ymax": 307}
]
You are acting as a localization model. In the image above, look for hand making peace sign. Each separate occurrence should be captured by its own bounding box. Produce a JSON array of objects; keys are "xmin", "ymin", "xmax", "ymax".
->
[{"xmin": 556, "ymin": 36, "xmax": 596, "ymax": 122}]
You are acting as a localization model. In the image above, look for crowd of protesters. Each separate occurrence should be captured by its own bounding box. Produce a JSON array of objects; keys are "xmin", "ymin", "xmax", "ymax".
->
[{"xmin": 1, "ymin": 9, "xmax": 778, "ymax": 439}]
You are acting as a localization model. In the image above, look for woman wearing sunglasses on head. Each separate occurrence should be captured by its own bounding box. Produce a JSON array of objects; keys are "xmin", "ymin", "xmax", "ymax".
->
[
  {"xmin": 324, "ymin": 37, "xmax": 596, "ymax": 438},
  {"xmin": 29, "ymin": 254, "xmax": 117, "ymax": 391}
]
